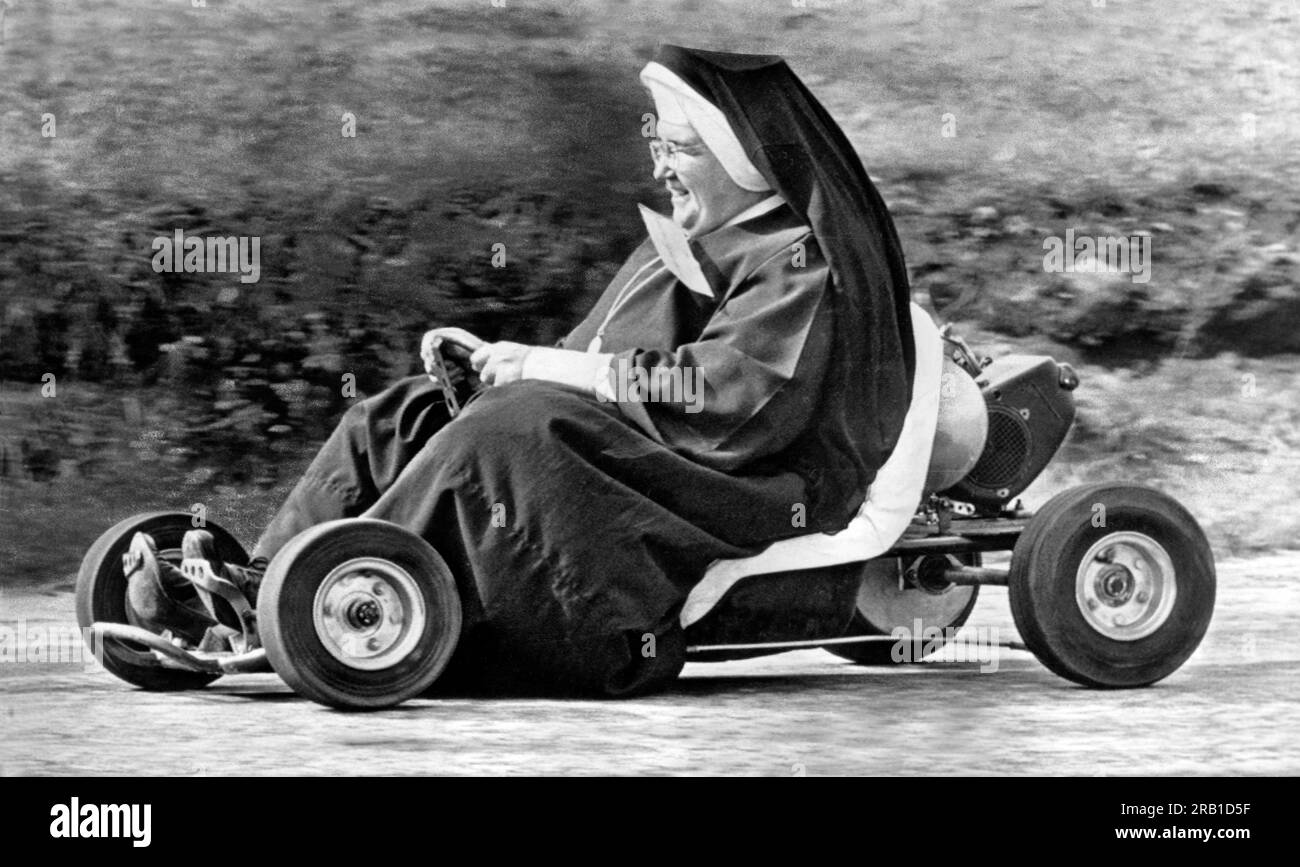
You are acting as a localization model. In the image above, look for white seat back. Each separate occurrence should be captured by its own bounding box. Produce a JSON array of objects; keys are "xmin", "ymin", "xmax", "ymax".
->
[{"xmin": 681, "ymin": 302, "xmax": 944, "ymax": 627}]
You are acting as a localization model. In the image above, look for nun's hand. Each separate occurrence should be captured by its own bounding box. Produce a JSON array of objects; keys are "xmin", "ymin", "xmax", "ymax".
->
[
  {"xmin": 470, "ymin": 341, "xmax": 534, "ymax": 388},
  {"xmin": 421, "ymin": 327, "xmax": 484, "ymax": 367}
]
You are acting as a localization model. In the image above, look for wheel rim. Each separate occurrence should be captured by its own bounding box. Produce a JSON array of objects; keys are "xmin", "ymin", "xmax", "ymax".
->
[
  {"xmin": 312, "ymin": 557, "xmax": 428, "ymax": 671},
  {"xmin": 1074, "ymin": 531, "xmax": 1176, "ymax": 641}
]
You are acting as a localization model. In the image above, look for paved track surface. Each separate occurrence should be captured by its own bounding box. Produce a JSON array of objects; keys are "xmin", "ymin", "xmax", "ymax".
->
[{"xmin": 1, "ymin": 554, "xmax": 1296, "ymax": 776}]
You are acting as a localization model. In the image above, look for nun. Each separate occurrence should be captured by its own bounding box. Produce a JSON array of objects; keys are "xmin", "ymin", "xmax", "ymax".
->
[{"xmin": 124, "ymin": 46, "xmax": 916, "ymax": 696}]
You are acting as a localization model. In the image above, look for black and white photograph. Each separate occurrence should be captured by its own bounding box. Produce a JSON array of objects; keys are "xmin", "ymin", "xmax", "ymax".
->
[{"xmin": 0, "ymin": 0, "xmax": 1296, "ymax": 818}]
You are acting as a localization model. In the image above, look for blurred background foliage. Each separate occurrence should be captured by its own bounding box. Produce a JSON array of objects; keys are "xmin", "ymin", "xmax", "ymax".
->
[{"xmin": 1, "ymin": 0, "xmax": 1298, "ymax": 582}]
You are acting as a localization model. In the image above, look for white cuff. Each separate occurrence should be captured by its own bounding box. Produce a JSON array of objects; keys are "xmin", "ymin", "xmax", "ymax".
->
[{"xmin": 521, "ymin": 346, "xmax": 614, "ymax": 398}]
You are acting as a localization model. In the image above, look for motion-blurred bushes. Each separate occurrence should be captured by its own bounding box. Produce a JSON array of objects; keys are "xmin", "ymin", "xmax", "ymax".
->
[{"xmin": 0, "ymin": 180, "xmax": 641, "ymax": 485}]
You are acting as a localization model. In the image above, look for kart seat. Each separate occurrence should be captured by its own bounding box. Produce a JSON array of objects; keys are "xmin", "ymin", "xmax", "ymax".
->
[{"xmin": 680, "ymin": 301, "xmax": 944, "ymax": 627}]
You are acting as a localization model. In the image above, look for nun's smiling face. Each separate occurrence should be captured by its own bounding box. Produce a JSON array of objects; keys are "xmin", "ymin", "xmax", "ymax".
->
[{"xmin": 651, "ymin": 119, "xmax": 768, "ymax": 238}]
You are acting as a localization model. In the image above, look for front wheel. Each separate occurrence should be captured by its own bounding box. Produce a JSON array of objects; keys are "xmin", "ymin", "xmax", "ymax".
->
[
  {"xmin": 258, "ymin": 519, "xmax": 462, "ymax": 710},
  {"xmin": 1008, "ymin": 483, "xmax": 1215, "ymax": 688},
  {"xmin": 76, "ymin": 512, "xmax": 248, "ymax": 691}
]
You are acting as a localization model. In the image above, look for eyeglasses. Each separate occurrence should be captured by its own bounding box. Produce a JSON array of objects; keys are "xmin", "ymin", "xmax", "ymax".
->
[{"xmin": 647, "ymin": 137, "xmax": 708, "ymax": 170}]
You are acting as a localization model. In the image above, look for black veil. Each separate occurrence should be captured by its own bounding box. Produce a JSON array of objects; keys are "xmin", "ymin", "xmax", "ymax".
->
[{"xmin": 650, "ymin": 45, "xmax": 916, "ymax": 526}]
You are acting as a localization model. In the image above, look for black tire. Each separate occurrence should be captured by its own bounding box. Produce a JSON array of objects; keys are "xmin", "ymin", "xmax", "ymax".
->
[
  {"xmin": 258, "ymin": 519, "xmax": 462, "ymax": 710},
  {"xmin": 75, "ymin": 511, "xmax": 248, "ymax": 691},
  {"xmin": 828, "ymin": 553, "xmax": 981, "ymax": 665},
  {"xmin": 1008, "ymin": 483, "xmax": 1215, "ymax": 688}
]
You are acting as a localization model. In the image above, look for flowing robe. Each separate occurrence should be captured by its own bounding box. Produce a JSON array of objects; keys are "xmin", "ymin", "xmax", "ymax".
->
[{"xmin": 255, "ymin": 204, "xmax": 844, "ymax": 695}]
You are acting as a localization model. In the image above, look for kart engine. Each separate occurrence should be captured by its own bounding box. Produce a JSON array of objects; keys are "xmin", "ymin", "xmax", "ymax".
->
[
  {"xmin": 940, "ymin": 348, "xmax": 1079, "ymax": 510},
  {"xmin": 930, "ymin": 328, "xmax": 1081, "ymax": 512}
]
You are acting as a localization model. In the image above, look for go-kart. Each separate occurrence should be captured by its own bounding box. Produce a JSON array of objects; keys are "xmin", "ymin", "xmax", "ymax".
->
[{"xmin": 76, "ymin": 307, "xmax": 1216, "ymax": 709}]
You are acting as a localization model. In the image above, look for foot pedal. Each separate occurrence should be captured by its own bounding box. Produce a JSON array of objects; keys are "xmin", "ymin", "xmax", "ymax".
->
[
  {"xmin": 179, "ymin": 530, "xmax": 261, "ymax": 651},
  {"xmin": 180, "ymin": 556, "xmax": 238, "ymax": 596}
]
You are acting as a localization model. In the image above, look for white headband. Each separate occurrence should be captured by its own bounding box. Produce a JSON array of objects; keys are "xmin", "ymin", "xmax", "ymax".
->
[{"xmin": 639, "ymin": 61, "xmax": 771, "ymax": 193}]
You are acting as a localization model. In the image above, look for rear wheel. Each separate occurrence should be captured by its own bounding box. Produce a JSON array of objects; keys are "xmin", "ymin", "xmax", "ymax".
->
[
  {"xmin": 75, "ymin": 512, "xmax": 247, "ymax": 690},
  {"xmin": 828, "ymin": 553, "xmax": 980, "ymax": 665},
  {"xmin": 258, "ymin": 519, "xmax": 462, "ymax": 710},
  {"xmin": 1008, "ymin": 483, "xmax": 1215, "ymax": 687}
]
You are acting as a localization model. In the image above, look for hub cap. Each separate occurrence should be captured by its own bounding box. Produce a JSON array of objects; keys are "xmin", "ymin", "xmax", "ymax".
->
[
  {"xmin": 313, "ymin": 557, "xmax": 427, "ymax": 670},
  {"xmin": 1075, "ymin": 531, "xmax": 1176, "ymax": 641}
]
